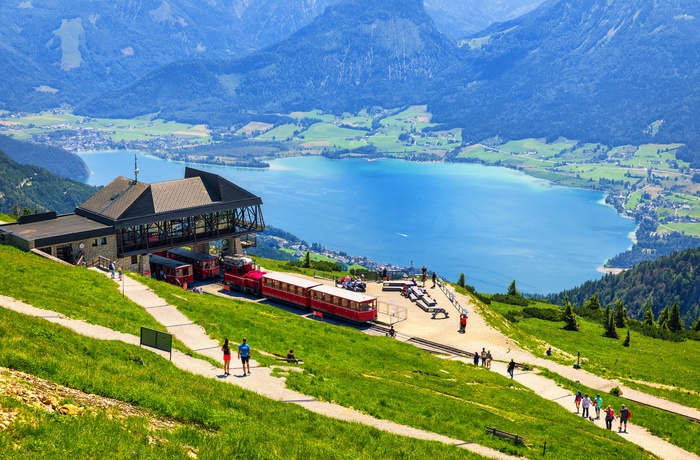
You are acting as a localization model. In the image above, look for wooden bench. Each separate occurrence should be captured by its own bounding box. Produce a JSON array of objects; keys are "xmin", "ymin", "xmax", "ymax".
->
[{"xmin": 485, "ymin": 426, "xmax": 526, "ymax": 445}]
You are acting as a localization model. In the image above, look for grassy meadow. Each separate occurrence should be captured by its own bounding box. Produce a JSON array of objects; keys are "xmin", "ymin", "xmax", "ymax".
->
[
  {"xmin": 0, "ymin": 248, "xmax": 660, "ymax": 459},
  {"xmin": 480, "ymin": 294, "xmax": 700, "ymax": 411}
]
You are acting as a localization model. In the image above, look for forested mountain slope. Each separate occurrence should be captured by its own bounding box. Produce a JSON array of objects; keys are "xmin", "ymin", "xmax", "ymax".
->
[
  {"xmin": 0, "ymin": 150, "xmax": 97, "ymax": 215},
  {"xmin": 79, "ymin": 0, "xmax": 456, "ymax": 123},
  {"xmin": 0, "ymin": 135, "xmax": 89, "ymax": 180},
  {"xmin": 438, "ymin": 0, "xmax": 700, "ymax": 148},
  {"xmin": 550, "ymin": 247, "xmax": 700, "ymax": 327}
]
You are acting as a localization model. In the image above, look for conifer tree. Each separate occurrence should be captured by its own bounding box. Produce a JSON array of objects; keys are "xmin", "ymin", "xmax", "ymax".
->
[
  {"xmin": 613, "ymin": 299, "xmax": 628, "ymax": 328},
  {"xmin": 642, "ymin": 303, "xmax": 655, "ymax": 326},
  {"xmin": 623, "ymin": 329, "xmax": 631, "ymax": 347},
  {"xmin": 303, "ymin": 251, "xmax": 311, "ymax": 268},
  {"xmin": 586, "ymin": 294, "xmax": 601, "ymax": 310},
  {"xmin": 604, "ymin": 306, "xmax": 619, "ymax": 339},
  {"xmin": 457, "ymin": 273, "xmax": 465, "ymax": 288},
  {"xmin": 658, "ymin": 305, "xmax": 670, "ymax": 329},
  {"xmin": 668, "ymin": 302, "xmax": 684, "ymax": 332},
  {"xmin": 562, "ymin": 295, "xmax": 580, "ymax": 331},
  {"xmin": 691, "ymin": 316, "xmax": 700, "ymax": 332},
  {"xmin": 507, "ymin": 280, "xmax": 519, "ymax": 297}
]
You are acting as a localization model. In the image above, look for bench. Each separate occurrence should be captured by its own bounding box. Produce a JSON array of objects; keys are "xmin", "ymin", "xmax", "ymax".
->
[
  {"xmin": 382, "ymin": 281, "xmax": 405, "ymax": 292},
  {"xmin": 431, "ymin": 308, "xmax": 449, "ymax": 319},
  {"xmin": 485, "ymin": 427, "xmax": 526, "ymax": 445},
  {"xmin": 409, "ymin": 292, "xmax": 420, "ymax": 302}
]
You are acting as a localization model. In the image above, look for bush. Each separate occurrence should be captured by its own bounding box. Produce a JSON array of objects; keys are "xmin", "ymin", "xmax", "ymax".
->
[
  {"xmin": 492, "ymin": 294, "xmax": 529, "ymax": 306},
  {"xmin": 504, "ymin": 311, "xmax": 521, "ymax": 323},
  {"xmin": 609, "ymin": 386, "xmax": 623, "ymax": 397},
  {"xmin": 522, "ymin": 306, "xmax": 562, "ymax": 322}
]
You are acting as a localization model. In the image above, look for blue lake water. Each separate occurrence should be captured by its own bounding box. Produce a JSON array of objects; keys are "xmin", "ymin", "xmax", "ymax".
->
[{"xmin": 77, "ymin": 151, "xmax": 636, "ymax": 294}]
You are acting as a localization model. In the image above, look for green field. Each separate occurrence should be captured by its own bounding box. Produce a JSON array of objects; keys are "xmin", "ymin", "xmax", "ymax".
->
[{"xmin": 0, "ymin": 248, "xmax": 673, "ymax": 459}]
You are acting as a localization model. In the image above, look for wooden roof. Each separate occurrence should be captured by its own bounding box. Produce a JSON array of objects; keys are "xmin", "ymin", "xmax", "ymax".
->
[{"xmin": 76, "ymin": 167, "xmax": 262, "ymax": 227}]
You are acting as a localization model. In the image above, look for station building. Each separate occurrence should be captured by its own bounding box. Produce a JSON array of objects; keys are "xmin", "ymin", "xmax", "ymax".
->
[{"xmin": 0, "ymin": 167, "xmax": 265, "ymax": 273}]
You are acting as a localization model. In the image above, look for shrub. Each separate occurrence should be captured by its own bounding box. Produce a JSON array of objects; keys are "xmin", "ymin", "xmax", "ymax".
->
[
  {"xmin": 492, "ymin": 294, "xmax": 529, "ymax": 306},
  {"xmin": 609, "ymin": 386, "xmax": 623, "ymax": 397},
  {"xmin": 522, "ymin": 306, "xmax": 562, "ymax": 322}
]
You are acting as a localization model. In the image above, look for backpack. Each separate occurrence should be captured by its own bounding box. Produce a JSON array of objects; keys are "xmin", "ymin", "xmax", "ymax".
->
[{"xmin": 627, "ymin": 409, "xmax": 632, "ymax": 420}]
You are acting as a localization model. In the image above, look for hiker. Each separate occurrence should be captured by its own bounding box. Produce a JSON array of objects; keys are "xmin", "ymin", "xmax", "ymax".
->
[
  {"xmin": 421, "ymin": 266, "xmax": 427, "ymax": 286},
  {"xmin": 581, "ymin": 393, "xmax": 592, "ymax": 418},
  {"xmin": 387, "ymin": 325, "xmax": 396, "ymax": 338},
  {"xmin": 604, "ymin": 405, "xmax": 616, "ymax": 430},
  {"xmin": 480, "ymin": 348, "xmax": 487, "ymax": 366},
  {"xmin": 486, "ymin": 350, "xmax": 493, "ymax": 369},
  {"xmin": 221, "ymin": 338, "xmax": 231, "ymax": 376},
  {"xmin": 507, "ymin": 359, "xmax": 516, "ymax": 379},
  {"xmin": 459, "ymin": 314, "xmax": 467, "ymax": 333},
  {"xmin": 118, "ymin": 266, "xmax": 123, "ymax": 281},
  {"xmin": 109, "ymin": 261, "xmax": 115, "ymax": 279},
  {"xmin": 286, "ymin": 349, "xmax": 297, "ymax": 363},
  {"xmin": 619, "ymin": 404, "xmax": 631, "ymax": 432},
  {"xmin": 238, "ymin": 338, "xmax": 251, "ymax": 376},
  {"xmin": 432, "ymin": 272, "xmax": 437, "ymax": 288},
  {"xmin": 473, "ymin": 351, "xmax": 480, "ymax": 366},
  {"xmin": 594, "ymin": 394, "xmax": 603, "ymax": 419},
  {"xmin": 574, "ymin": 390, "xmax": 582, "ymax": 413}
]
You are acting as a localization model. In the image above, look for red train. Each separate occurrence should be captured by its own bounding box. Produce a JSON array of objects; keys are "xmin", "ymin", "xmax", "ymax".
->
[
  {"xmin": 149, "ymin": 254, "xmax": 194, "ymax": 287},
  {"xmin": 222, "ymin": 256, "xmax": 378, "ymax": 323},
  {"xmin": 166, "ymin": 248, "xmax": 220, "ymax": 279}
]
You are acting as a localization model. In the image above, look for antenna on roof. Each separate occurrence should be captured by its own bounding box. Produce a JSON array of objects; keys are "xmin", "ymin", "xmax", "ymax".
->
[{"xmin": 134, "ymin": 153, "xmax": 139, "ymax": 183}]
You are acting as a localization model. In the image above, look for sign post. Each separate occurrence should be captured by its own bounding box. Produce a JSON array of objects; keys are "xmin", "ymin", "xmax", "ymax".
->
[{"xmin": 140, "ymin": 327, "xmax": 173, "ymax": 360}]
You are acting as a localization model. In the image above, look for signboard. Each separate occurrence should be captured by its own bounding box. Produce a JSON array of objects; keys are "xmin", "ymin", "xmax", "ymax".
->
[{"xmin": 140, "ymin": 326, "xmax": 173, "ymax": 360}]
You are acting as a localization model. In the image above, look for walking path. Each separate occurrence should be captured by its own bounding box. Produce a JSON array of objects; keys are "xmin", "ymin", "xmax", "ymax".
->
[
  {"xmin": 360, "ymin": 280, "xmax": 699, "ymax": 460},
  {"xmin": 0, "ymin": 272, "xmax": 516, "ymax": 460}
]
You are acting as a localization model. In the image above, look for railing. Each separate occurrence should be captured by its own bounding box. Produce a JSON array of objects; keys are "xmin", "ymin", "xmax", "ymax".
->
[
  {"xmin": 437, "ymin": 277, "xmax": 468, "ymax": 316},
  {"xmin": 377, "ymin": 301, "xmax": 408, "ymax": 325},
  {"xmin": 86, "ymin": 256, "xmax": 111, "ymax": 270}
]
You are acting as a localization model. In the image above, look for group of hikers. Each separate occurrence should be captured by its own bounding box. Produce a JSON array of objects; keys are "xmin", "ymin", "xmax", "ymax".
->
[
  {"xmin": 574, "ymin": 390, "xmax": 632, "ymax": 431},
  {"xmin": 472, "ymin": 347, "xmax": 516, "ymax": 379}
]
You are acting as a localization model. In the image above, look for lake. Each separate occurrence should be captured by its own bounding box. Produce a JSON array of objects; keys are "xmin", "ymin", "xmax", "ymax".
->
[{"xmin": 78, "ymin": 151, "xmax": 636, "ymax": 294}]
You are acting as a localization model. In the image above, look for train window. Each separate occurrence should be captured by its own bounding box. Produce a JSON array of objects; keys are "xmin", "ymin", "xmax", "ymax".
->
[
  {"xmin": 282, "ymin": 283, "xmax": 287, "ymax": 292},
  {"xmin": 341, "ymin": 299, "xmax": 348, "ymax": 308},
  {"xmin": 333, "ymin": 297, "xmax": 339, "ymax": 306}
]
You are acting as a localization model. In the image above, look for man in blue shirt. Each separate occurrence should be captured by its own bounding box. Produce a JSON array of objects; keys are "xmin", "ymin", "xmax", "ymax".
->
[{"xmin": 238, "ymin": 338, "xmax": 251, "ymax": 376}]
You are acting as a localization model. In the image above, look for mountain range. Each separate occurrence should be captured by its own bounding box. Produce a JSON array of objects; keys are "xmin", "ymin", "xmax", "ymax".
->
[
  {"xmin": 72, "ymin": 0, "xmax": 700, "ymax": 152},
  {"xmin": 0, "ymin": 0, "xmax": 539, "ymax": 112}
]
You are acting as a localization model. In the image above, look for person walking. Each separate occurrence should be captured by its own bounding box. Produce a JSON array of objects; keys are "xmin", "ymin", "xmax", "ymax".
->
[
  {"xmin": 109, "ymin": 261, "xmax": 115, "ymax": 279},
  {"xmin": 221, "ymin": 338, "xmax": 231, "ymax": 376},
  {"xmin": 432, "ymin": 272, "xmax": 437, "ymax": 288},
  {"xmin": 581, "ymin": 393, "xmax": 592, "ymax": 418},
  {"xmin": 574, "ymin": 390, "xmax": 582, "ymax": 413},
  {"xmin": 480, "ymin": 348, "xmax": 487, "ymax": 366},
  {"xmin": 459, "ymin": 314, "xmax": 467, "ymax": 333},
  {"xmin": 594, "ymin": 394, "xmax": 603, "ymax": 419},
  {"xmin": 618, "ymin": 404, "xmax": 631, "ymax": 432},
  {"xmin": 507, "ymin": 359, "xmax": 516, "ymax": 379},
  {"xmin": 118, "ymin": 266, "xmax": 123, "ymax": 281},
  {"xmin": 238, "ymin": 338, "xmax": 251, "ymax": 376},
  {"xmin": 486, "ymin": 350, "xmax": 493, "ymax": 369},
  {"xmin": 473, "ymin": 350, "xmax": 480, "ymax": 366},
  {"xmin": 604, "ymin": 405, "xmax": 616, "ymax": 430},
  {"xmin": 421, "ymin": 266, "xmax": 427, "ymax": 287}
]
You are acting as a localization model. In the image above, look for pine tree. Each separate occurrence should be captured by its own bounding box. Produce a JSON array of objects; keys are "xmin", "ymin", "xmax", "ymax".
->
[
  {"xmin": 302, "ymin": 251, "xmax": 311, "ymax": 268},
  {"xmin": 604, "ymin": 306, "xmax": 619, "ymax": 339},
  {"xmin": 562, "ymin": 295, "xmax": 580, "ymax": 331},
  {"xmin": 692, "ymin": 316, "xmax": 700, "ymax": 332},
  {"xmin": 586, "ymin": 294, "xmax": 601, "ymax": 310},
  {"xmin": 507, "ymin": 280, "xmax": 519, "ymax": 297},
  {"xmin": 623, "ymin": 329, "xmax": 631, "ymax": 347},
  {"xmin": 457, "ymin": 273, "xmax": 465, "ymax": 288},
  {"xmin": 613, "ymin": 299, "xmax": 628, "ymax": 328},
  {"xmin": 668, "ymin": 302, "xmax": 684, "ymax": 332},
  {"xmin": 658, "ymin": 305, "xmax": 670, "ymax": 329},
  {"xmin": 642, "ymin": 303, "xmax": 655, "ymax": 326}
]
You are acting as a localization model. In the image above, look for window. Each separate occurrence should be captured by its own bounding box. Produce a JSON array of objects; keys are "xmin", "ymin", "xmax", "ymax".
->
[
  {"xmin": 131, "ymin": 255, "xmax": 138, "ymax": 264},
  {"xmin": 100, "ymin": 237, "xmax": 107, "ymax": 245},
  {"xmin": 92, "ymin": 239, "xmax": 98, "ymax": 247}
]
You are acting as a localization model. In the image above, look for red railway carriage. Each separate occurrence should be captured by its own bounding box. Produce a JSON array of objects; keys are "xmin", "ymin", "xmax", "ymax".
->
[
  {"xmin": 149, "ymin": 254, "xmax": 194, "ymax": 287},
  {"xmin": 222, "ymin": 256, "xmax": 266, "ymax": 295},
  {"xmin": 166, "ymin": 248, "xmax": 220, "ymax": 279},
  {"xmin": 261, "ymin": 272, "xmax": 321, "ymax": 309},
  {"xmin": 309, "ymin": 284, "xmax": 378, "ymax": 322}
]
